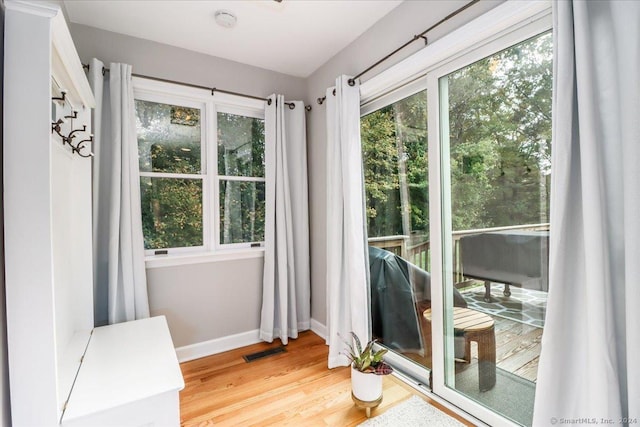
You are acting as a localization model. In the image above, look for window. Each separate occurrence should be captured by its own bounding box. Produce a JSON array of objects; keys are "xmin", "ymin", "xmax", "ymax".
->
[
  {"xmin": 134, "ymin": 79, "xmax": 265, "ymax": 257},
  {"xmin": 361, "ymin": 88, "xmax": 429, "ymax": 265},
  {"xmin": 137, "ymin": 100, "xmax": 205, "ymax": 251},
  {"xmin": 217, "ymin": 112, "xmax": 265, "ymax": 245}
]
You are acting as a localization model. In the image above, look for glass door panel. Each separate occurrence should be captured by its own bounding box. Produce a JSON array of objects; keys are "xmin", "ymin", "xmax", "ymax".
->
[
  {"xmin": 439, "ymin": 32, "xmax": 552, "ymax": 426},
  {"xmin": 361, "ymin": 89, "xmax": 433, "ymax": 379}
]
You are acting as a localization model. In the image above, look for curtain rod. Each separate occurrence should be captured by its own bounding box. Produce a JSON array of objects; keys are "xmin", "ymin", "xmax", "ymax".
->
[
  {"xmin": 83, "ymin": 63, "xmax": 312, "ymax": 111},
  {"xmin": 316, "ymin": 0, "xmax": 479, "ymax": 105}
]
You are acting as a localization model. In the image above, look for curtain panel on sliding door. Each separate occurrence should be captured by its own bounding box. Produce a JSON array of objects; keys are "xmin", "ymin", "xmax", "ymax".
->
[
  {"xmin": 325, "ymin": 76, "xmax": 370, "ymax": 368},
  {"xmin": 534, "ymin": 1, "xmax": 640, "ymax": 424}
]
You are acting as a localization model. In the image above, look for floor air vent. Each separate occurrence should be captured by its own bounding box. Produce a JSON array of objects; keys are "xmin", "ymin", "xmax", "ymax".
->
[{"xmin": 243, "ymin": 346, "xmax": 286, "ymax": 363}]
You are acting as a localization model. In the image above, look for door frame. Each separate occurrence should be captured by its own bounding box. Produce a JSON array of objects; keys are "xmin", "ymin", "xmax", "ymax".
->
[{"xmin": 359, "ymin": 1, "xmax": 552, "ymax": 425}]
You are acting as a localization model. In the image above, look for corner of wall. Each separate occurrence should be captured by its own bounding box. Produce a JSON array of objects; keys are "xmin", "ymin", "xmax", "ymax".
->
[
  {"xmin": 310, "ymin": 319, "xmax": 327, "ymax": 341},
  {"xmin": 0, "ymin": 2, "xmax": 14, "ymax": 425}
]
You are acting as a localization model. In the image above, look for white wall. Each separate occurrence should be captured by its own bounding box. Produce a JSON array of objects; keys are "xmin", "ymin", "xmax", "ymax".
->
[
  {"xmin": 69, "ymin": 23, "xmax": 307, "ymax": 348},
  {"xmin": 69, "ymin": 23, "xmax": 307, "ymax": 102},
  {"xmin": 304, "ymin": 0, "xmax": 503, "ymax": 326},
  {"xmin": 147, "ymin": 258, "xmax": 264, "ymax": 348}
]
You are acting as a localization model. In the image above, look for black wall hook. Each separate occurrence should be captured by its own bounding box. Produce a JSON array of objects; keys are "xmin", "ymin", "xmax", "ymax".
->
[
  {"xmin": 68, "ymin": 125, "xmax": 87, "ymax": 141},
  {"xmin": 51, "ymin": 119, "xmax": 67, "ymax": 142},
  {"xmin": 52, "ymin": 91, "xmax": 67, "ymax": 103},
  {"xmin": 74, "ymin": 135, "xmax": 95, "ymax": 157}
]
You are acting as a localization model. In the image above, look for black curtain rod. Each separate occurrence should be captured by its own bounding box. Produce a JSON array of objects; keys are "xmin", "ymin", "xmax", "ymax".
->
[
  {"xmin": 83, "ymin": 64, "xmax": 312, "ymax": 111},
  {"xmin": 317, "ymin": 0, "xmax": 479, "ymax": 105}
]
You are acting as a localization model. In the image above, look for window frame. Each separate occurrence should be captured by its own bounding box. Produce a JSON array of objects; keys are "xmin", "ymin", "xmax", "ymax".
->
[
  {"xmin": 214, "ymin": 105, "xmax": 266, "ymax": 251},
  {"xmin": 133, "ymin": 77, "xmax": 266, "ymax": 263},
  {"xmin": 360, "ymin": 81, "xmax": 431, "ymax": 387}
]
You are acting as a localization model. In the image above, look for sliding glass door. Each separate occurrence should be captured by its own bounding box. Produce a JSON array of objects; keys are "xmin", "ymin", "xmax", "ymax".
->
[
  {"xmin": 359, "ymin": 5, "xmax": 552, "ymax": 425},
  {"xmin": 436, "ymin": 31, "xmax": 552, "ymax": 426},
  {"xmin": 361, "ymin": 83, "xmax": 432, "ymax": 384}
]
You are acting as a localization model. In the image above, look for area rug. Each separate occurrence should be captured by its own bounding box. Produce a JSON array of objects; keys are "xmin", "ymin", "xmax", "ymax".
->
[
  {"xmin": 357, "ymin": 395, "xmax": 464, "ymax": 427},
  {"xmin": 460, "ymin": 283, "xmax": 547, "ymax": 328},
  {"xmin": 455, "ymin": 366, "xmax": 536, "ymax": 426}
]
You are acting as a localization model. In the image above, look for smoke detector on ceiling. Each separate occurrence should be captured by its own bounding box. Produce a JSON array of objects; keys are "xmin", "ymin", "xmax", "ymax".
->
[{"xmin": 214, "ymin": 10, "xmax": 237, "ymax": 28}]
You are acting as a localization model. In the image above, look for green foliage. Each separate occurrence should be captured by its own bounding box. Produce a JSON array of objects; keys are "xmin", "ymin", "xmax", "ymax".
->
[
  {"xmin": 140, "ymin": 177, "xmax": 203, "ymax": 250},
  {"xmin": 448, "ymin": 32, "xmax": 552, "ymax": 229},
  {"xmin": 361, "ymin": 32, "xmax": 552, "ymax": 237},
  {"xmin": 361, "ymin": 90, "xmax": 429, "ymax": 239},
  {"xmin": 219, "ymin": 180, "xmax": 265, "ymax": 244},
  {"xmin": 217, "ymin": 112, "xmax": 265, "ymax": 177}
]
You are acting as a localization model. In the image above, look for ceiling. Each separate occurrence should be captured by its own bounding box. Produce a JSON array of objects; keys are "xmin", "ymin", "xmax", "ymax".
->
[{"xmin": 62, "ymin": 0, "xmax": 404, "ymax": 78}]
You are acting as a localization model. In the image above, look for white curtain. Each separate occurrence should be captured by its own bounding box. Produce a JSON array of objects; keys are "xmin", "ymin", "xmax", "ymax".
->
[
  {"xmin": 325, "ymin": 76, "xmax": 370, "ymax": 368},
  {"xmin": 89, "ymin": 59, "xmax": 150, "ymax": 325},
  {"xmin": 534, "ymin": 1, "xmax": 639, "ymax": 425},
  {"xmin": 260, "ymin": 95, "xmax": 310, "ymax": 345}
]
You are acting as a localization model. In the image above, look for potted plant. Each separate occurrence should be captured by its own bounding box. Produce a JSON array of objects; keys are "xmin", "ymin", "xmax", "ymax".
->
[{"xmin": 344, "ymin": 332, "xmax": 393, "ymax": 405}]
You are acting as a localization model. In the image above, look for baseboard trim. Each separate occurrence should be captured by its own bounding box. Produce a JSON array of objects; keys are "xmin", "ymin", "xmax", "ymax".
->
[
  {"xmin": 177, "ymin": 321, "xmax": 327, "ymax": 363},
  {"xmin": 310, "ymin": 318, "xmax": 327, "ymax": 340},
  {"xmin": 176, "ymin": 329, "xmax": 261, "ymax": 363}
]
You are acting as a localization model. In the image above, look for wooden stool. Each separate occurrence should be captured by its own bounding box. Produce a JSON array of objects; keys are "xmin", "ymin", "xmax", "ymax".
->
[{"xmin": 423, "ymin": 307, "xmax": 496, "ymax": 391}]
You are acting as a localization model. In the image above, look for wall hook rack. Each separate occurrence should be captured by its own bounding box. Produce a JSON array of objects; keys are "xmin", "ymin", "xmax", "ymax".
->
[{"xmin": 51, "ymin": 94, "xmax": 92, "ymax": 159}]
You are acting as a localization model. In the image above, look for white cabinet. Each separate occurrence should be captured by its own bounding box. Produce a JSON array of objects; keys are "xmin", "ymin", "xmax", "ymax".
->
[
  {"xmin": 62, "ymin": 316, "xmax": 184, "ymax": 427},
  {"xmin": 3, "ymin": 2, "xmax": 184, "ymax": 425}
]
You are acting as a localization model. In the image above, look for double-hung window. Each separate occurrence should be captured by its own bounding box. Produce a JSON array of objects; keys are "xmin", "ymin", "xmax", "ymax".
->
[{"xmin": 134, "ymin": 78, "xmax": 265, "ymax": 258}]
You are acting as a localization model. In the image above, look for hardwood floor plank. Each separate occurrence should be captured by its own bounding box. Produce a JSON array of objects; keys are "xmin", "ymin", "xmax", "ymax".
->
[{"xmin": 179, "ymin": 331, "xmax": 473, "ymax": 426}]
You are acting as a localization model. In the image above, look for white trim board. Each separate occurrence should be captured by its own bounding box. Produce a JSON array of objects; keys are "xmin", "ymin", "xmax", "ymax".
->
[
  {"xmin": 176, "ymin": 323, "xmax": 327, "ymax": 363},
  {"xmin": 146, "ymin": 248, "xmax": 264, "ymax": 269},
  {"xmin": 310, "ymin": 319, "xmax": 327, "ymax": 341},
  {"xmin": 175, "ymin": 330, "xmax": 261, "ymax": 363}
]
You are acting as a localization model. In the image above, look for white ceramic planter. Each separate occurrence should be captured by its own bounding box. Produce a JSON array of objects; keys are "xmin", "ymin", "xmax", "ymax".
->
[{"xmin": 351, "ymin": 366, "xmax": 383, "ymax": 402}]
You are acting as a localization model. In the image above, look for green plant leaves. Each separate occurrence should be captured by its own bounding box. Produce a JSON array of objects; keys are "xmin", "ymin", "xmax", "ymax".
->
[{"xmin": 343, "ymin": 332, "xmax": 393, "ymax": 375}]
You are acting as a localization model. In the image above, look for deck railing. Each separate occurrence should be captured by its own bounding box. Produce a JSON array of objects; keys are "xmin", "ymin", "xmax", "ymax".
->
[{"xmin": 368, "ymin": 222, "xmax": 550, "ymax": 283}]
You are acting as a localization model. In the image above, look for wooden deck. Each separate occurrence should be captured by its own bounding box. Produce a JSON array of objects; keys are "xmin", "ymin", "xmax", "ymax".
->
[
  {"xmin": 493, "ymin": 316, "xmax": 542, "ymax": 382},
  {"xmin": 398, "ymin": 315, "xmax": 542, "ymax": 383}
]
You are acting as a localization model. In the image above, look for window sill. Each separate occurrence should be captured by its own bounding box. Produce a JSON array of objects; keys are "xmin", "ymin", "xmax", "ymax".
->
[{"xmin": 145, "ymin": 248, "xmax": 265, "ymax": 269}]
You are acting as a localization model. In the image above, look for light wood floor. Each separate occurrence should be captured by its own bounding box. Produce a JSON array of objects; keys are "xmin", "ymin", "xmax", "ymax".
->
[{"xmin": 179, "ymin": 331, "xmax": 473, "ymax": 426}]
